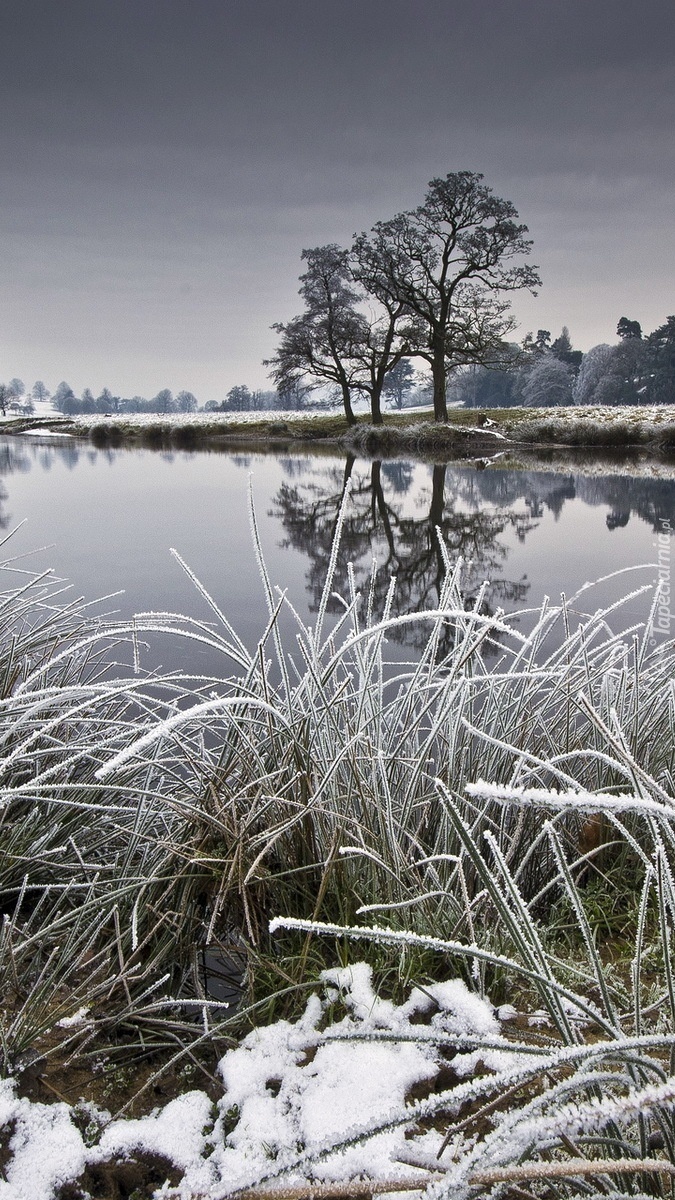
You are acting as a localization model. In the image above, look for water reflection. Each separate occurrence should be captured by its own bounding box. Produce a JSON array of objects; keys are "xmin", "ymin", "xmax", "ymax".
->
[
  {"xmin": 464, "ymin": 467, "xmax": 675, "ymax": 534},
  {"xmin": 0, "ymin": 436, "xmax": 673, "ymax": 672},
  {"xmin": 0, "ymin": 439, "xmax": 81, "ymax": 484},
  {"xmin": 272, "ymin": 458, "xmax": 534, "ymax": 649},
  {"xmin": 270, "ymin": 455, "xmax": 675, "ymax": 649}
]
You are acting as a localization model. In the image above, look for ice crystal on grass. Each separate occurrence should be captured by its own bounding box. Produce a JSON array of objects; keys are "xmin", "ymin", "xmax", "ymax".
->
[{"xmin": 3, "ymin": 504, "xmax": 675, "ymax": 1196}]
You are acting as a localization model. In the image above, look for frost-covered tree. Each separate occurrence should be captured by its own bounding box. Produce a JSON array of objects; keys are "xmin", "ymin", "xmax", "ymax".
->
[
  {"xmin": 604, "ymin": 337, "xmax": 648, "ymax": 405},
  {"xmin": 274, "ymin": 381, "xmax": 313, "ymax": 410},
  {"xmin": 522, "ymin": 356, "xmax": 573, "ymax": 407},
  {"xmin": 573, "ymin": 329, "xmax": 651, "ymax": 407},
  {"xmin": 455, "ymin": 358, "xmax": 523, "ymax": 408},
  {"xmin": 223, "ymin": 385, "xmax": 253, "ymax": 412},
  {"xmin": 382, "ymin": 359, "xmax": 416, "ymax": 409},
  {"xmin": 152, "ymin": 388, "xmax": 175, "ymax": 413},
  {"xmin": 8, "ymin": 378, "xmax": 25, "ymax": 398},
  {"xmin": 175, "ymin": 390, "xmax": 198, "ymax": 412},
  {"xmin": 31, "ymin": 381, "xmax": 50, "ymax": 402},
  {"xmin": 119, "ymin": 395, "xmax": 148, "ymax": 413},
  {"xmin": 252, "ymin": 389, "xmax": 281, "ymax": 410},
  {"xmin": 96, "ymin": 387, "xmax": 118, "ymax": 412},
  {"xmin": 71, "ymin": 388, "xmax": 95, "ymax": 414},
  {"xmin": 572, "ymin": 344, "xmax": 615, "ymax": 405},
  {"xmin": 52, "ymin": 381, "xmax": 76, "ymax": 411}
]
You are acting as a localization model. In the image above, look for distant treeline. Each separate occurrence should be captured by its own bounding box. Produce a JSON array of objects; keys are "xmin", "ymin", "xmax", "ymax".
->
[
  {"xmin": 52, "ymin": 385, "xmax": 200, "ymax": 415},
  {"xmin": 0, "ymin": 381, "xmax": 310, "ymax": 416},
  {"xmin": 450, "ymin": 315, "xmax": 675, "ymax": 409},
  {"xmin": 2, "ymin": 313, "xmax": 674, "ymax": 417}
]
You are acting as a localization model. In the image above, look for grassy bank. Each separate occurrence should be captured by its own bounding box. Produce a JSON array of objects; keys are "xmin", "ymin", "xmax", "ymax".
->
[
  {"xmin": 3, "ymin": 508, "xmax": 675, "ymax": 1195},
  {"xmin": 4, "ymin": 402, "xmax": 675, "ymax": 458}
]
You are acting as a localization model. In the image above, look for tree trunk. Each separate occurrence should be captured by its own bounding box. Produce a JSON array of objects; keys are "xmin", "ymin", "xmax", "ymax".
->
[
  {"xmin": 342, "ymin": 452, "xmax": 356, "ymax": 494},
  {"xmin": 428, "ymin": 464, "xmax": 447, "ymax": 597},
  {"xmin": 429, "ymin": 463, "xmax": 446, "ymax": 529},
  {"xmin": 341, "ymin": 382, "xmax": 356, "ymax": 426},
  {"xmin": 369, "ymin": 385, "xmax": 383, "ymax": 425},
  {"xmin": 431, "ymin": 347, "xmax": 448, "ymax": 422},
  {"xmin": 371, "ymin": 461, "xmax": 396, "ymax": 558}
]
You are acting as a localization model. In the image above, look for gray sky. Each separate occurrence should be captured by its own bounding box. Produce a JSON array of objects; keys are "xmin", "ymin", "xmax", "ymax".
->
[{"xmin": 1, "ymin": 0, "xmax": 673, "ymax": 402}]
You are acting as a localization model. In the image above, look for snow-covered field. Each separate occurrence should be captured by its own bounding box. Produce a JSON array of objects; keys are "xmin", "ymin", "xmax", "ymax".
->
[
  {"xmin": 40, "ymin": 402, "xmax": 675, "ymax": 429},
  {"xmin": 513, "ymin": 403, "xmax": 675, "ymax": 424},
  {"xmin": 66, "ymin": 408, "xmax": 343, "ymax": 427},
  {"xmin": 2, "ymin": 401, "xmax": 675, "ymax": 440}
]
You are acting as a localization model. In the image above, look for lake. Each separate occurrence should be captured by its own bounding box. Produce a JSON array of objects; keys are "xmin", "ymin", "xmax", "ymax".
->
[{"xmin": 1, "ymin": 435, "xmax": 672, "ymax": 677}]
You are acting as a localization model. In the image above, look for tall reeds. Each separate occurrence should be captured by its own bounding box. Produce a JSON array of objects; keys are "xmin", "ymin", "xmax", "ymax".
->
[{"xmin": 1, "ymin": 496, "xmax": 675, "ymax": 1192}]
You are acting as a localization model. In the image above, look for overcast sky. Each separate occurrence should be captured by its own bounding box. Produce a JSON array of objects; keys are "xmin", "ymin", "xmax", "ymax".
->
[{"xmin": 1, "ymin": 0, "xmax": 673, "ymax": 402}]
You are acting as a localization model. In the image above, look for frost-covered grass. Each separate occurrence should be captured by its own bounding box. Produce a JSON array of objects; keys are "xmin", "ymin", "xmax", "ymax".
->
[
  {"xmin": 4, "ymin": 402, "xmax": 675, "ymax": 457},
  {"xmin": 3, "ymin": 496, "xmax": 675, "ymax": 1195},
  {"xmin": 8, "ymin": 942, "xmax": 675, "ymax": 1198}
]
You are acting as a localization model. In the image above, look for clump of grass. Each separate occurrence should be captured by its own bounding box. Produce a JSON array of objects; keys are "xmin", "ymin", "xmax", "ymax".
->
[
  {"xmin": 1, "ymin": 492, "xmax": 674, "ymax": 1130},
  {"xmin": 268, "ymin": 770, "xmax": 675, "ymax": 1200}
]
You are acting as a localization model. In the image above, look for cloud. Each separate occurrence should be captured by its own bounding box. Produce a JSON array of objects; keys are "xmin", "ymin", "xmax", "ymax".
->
[{"xmin": 1, "ymin": 0, "xmax": 673, "ymax": 394}]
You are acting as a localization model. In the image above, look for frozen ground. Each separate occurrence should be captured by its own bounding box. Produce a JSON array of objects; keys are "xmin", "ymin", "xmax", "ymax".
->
[
  {"xmin": 3, "ymin": 402, "xmax": 675, "ymax": 433},
  {"xmin": 0, "ymin": 963, "xmax": 522, "ymax": 1200}
]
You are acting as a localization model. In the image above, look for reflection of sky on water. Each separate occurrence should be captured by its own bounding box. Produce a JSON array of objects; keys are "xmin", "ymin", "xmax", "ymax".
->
[{"xmin": 0, "ymin": 436, "xmax": 672, "ymax": 674}]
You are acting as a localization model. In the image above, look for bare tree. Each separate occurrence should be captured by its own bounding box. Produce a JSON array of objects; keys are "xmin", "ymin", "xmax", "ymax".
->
[
  {"xmin": 176, "ymin": 390, "xmax": 198, "ymax": 412},
  {"xmin": 31, "ymin": 381, "xmax": 50, "ymax": 403},
  {"xmin": 266, "ymin": 245, "xmax": 367, "ymax": 425},
  {"xmin": 355, "ymin": 172, "xmax": 540, "ymax": 421}
]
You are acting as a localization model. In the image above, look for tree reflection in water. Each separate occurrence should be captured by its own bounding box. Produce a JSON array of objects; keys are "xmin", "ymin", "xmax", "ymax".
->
[
  {"xmin": 271, "ymin": 455, "xmax": 675, "ymax": 654},
  {"xmin": 271, "ymin": 456, "xmax": 536, "ymax": 653},
  {"xmin": 0, "ymin": 436, "xmax": 674, "ymax": 656},
  {"xmin": 0, "ymin": 439, "xmax": 86, "ymax": 531},
  {"xmin": 0, "ymin": 443, "xmax": 32, "ymax": 530}
]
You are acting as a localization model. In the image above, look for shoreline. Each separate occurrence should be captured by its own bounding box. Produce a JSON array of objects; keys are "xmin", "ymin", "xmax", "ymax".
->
[{"xmin": 3, "ymin": 404, "xmax": 675, "ymax": 478}]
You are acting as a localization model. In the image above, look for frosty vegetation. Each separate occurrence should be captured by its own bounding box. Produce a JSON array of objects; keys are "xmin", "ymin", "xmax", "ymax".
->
[
  {"xmin": 2, "ymin": 492, "xmax": 675, "ymax": 1197},
  {"xmin": 451, "ymin": 316, "xmax": 675, "ymax": 410}
]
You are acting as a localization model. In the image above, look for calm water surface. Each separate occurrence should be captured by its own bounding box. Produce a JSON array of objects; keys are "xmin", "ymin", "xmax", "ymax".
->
[{"xmin": 1, "ymin": 436, "xmax": 672, "ymax": 676}]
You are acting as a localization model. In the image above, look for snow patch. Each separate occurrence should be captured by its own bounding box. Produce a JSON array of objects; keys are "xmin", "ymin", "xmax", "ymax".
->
[{"xmin": 0, "ymin": 966, "xmax": 514, "ymax": 1198}]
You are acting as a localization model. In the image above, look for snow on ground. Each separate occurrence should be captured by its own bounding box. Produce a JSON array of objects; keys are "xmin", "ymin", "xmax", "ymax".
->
[
  {"xmin": 538, "ymin": 403, "xmax": 675, "ymax": 423},
  {"xmin": 56, "ymin": 402, "xmax": 436, "ymax": 428},
  {"xmin": 0, "ymin": 963, "xmax": 522, "ymax": 1200},
  {"xmin": 15, "ymin": 428, "xmax": 73, "ymax": 437},
  {"xmin": 68, "ymin": 408, "xmax": 339, "ymax": 427},
  {"xmin": 55, "ymin": 402, "xmax": 675, "ymax": 431},
  {"xmin": 2, "ymin": 402, "xmax": 675, "ymax": 434}
]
